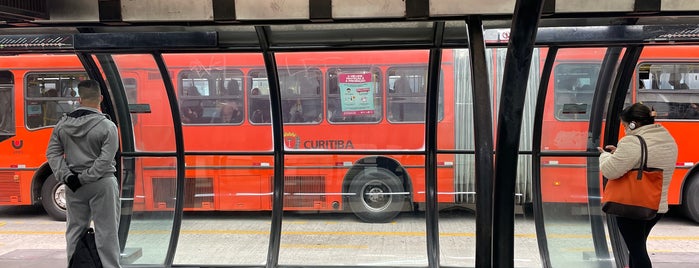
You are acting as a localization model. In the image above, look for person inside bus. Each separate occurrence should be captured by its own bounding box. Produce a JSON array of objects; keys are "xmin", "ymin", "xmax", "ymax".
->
[
  {"xmin": 289, "ymin": 99, "xmax": 304, "ymax": 123},
  {"xmin": 222, "ymin": 79, "xmax": 242, "ymax": 95},
  {"xmin": 598, "ymin": 103, "xmax": 678, "ymax": 268},
  {"xmin": 249, "ymin": 87, "xmax": 270, "ymax": 123},
  {"xmin": 45, "ymin": 79, "xmax": 121, "ymax": 268},
  {"xmin": 393, "ymin": 75, "xmax": 412, "ymax": 94},
  {"xmin": 42, "ymin": 88, "xmax": 61, "ymax": 126},
  {"xmin": 181, "ymin": 86, "xmax": 203, "ymax": 123},
  {"xmin": 211, "ymin": 101, "xmax": 242, "ymax": 124},
  {"xmin": 668, "ymin": 73, "xmax": 689, "ymax": 89}
]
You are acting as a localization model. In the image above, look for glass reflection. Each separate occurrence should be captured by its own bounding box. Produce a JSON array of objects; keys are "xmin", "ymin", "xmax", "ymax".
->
[
  {"xmin": 121, "ymin": 156, "xmax": 177, "ymax": 265},
  {"xmin": 278, "ymin": 154, "xmax": 426, "ymax": 266},
  {"xmin": 174, "ymin": 155, "xmax": 273, "ymax": 265}
]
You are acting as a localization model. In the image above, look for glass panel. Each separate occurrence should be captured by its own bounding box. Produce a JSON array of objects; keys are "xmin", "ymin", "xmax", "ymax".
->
[
  {"xmin": 24, "ymin": 68, "xmax": 86, "ymax": 129},
  {"xmin": 278, "ymin": 154, "xmax": 426, "ymax": 266},
  {"xmin": 174, "ymin": 155, "xmax": 273, "ymax": 265},
  {"xmin": 121, "ymin": 156, "xmax": 178, "ymax": 265},
  {"xmin": 161, "ymin": 53, "xmax": 272, "ymax": 152},
  {"xmin": 438, "ymin": 153, "xmax": 475, "ymax": 267},
  {"xmin": 95, "ymin": 54, "xmax": 177, "ymax": 152},
  {"xmin": 277, "ymin": 50, "xmax": 428, "ymax": 151},
  {"xmin": 540, "ymin": 156, "xmax": 608, "ymax": 266},
  {"xmin": 637, "ymin": 62, "xmax": 699, "ymax": 120},
  {"xmin": 0, "ymin": 71, "xmax": 14, "ymax": 137},
  {"xmin": 539, "ymin": 47, "xmax": 612, "ymax": 267}
]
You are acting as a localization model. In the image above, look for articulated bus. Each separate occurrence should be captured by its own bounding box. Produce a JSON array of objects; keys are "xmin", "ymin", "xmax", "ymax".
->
[{"xmin": 0, "ymin": 47, "xmax": 697, "ymax": 223}]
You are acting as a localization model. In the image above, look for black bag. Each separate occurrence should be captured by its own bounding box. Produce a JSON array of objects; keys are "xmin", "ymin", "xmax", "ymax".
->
[{"xmin": 69, "ymin": 227, "xmax": 103, "ymax": 268}]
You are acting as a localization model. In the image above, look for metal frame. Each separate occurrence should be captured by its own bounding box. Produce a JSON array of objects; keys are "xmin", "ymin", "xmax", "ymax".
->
[{"xmin": 6, "ymin": 5, "xmax": 699, "ymax": 267}]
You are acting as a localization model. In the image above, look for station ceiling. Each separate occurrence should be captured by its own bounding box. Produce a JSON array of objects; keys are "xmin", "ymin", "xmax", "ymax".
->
[{"xmin": 0, "ymin": 0, "xmax": 699, "ymax": 50}]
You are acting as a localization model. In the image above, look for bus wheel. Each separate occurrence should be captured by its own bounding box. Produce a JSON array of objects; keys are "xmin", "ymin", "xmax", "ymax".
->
[
  {"xmin": 682, "ymin": 178, "xmax": 699, "ymax": 223},
  {"xmin": 348, "ymin": 168, "xmax": 404, "ymax": 223},
  {"xmin": 41, "ymin": 175, "xmax": 67, "ymax": 221}
]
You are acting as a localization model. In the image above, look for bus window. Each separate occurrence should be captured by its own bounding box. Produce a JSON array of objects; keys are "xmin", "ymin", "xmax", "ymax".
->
[
  {"xmin": 553, "ymin": 63, "xmax": 600, "ymax": 121},
  {"xmin": 0, "ymin": 71, "xmax": 13, "ymax": 141},
  {"xmin": 278, "ymin": 68, "xmax": 322, "ymax": 124},
  {"xmin": 387, "ymin": 67, "xmax": 428, "ymax": 122},
  {"xmin": 25, "ymin": 72, "xmax": 86, "ymax": 129},
  {"xmin": 247, "ymin": 70, "xmax": 271, "ymax": 124},
  {"xmin": 179, "ymin": 70, "xmax": 244, "ymax": 124},
  {"xmin": 637, "ymin": 63, "xmax": 699, "ymax": 119},
  {"xmin": 326, "ymin": 68, "xmax": 382, "ymax": 124}
]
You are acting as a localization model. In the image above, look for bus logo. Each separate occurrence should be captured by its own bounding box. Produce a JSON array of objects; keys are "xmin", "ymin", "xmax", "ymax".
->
[
  {"xmin": 11, "ymin": 140, "xmax": 23, "ymax": 150},
  {"xmin": 284, "ymin": 132, "xmax": 300, "ymax": 149}
]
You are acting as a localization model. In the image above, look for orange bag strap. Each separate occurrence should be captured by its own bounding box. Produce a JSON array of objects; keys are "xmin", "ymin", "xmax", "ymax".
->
[{"xmin": 634, "ymin": 135, "xmax": 648, "ymax": 180}]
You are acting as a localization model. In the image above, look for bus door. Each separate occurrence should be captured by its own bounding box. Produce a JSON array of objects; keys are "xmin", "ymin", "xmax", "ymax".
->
[{"xmin": 0, "ymin": 71, "xmax": 13, "ymax": 143}]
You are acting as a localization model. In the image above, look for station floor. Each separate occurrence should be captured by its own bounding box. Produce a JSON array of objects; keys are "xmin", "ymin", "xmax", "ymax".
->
[{"xmin": 0, "ymin": 249, "xmax": 697, "ymax": 268}]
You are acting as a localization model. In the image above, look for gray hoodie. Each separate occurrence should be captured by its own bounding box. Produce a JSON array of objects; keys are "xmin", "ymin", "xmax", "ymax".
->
[{"xmin": 46, "ymin": 107, "xmax": 118, "ymax": 185}]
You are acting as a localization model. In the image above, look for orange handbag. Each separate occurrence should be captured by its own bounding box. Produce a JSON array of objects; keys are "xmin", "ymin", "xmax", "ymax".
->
[{"xmin": 602, "ymin": 135, "xmax": 663, "ymax": 220}]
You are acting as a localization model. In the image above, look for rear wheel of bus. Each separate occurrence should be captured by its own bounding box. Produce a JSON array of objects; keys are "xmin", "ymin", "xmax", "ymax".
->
[
  {"xmin": 41, "ymin": 174, "xmax": 67, "ymax": 221},
  {"xmin": 348, "ymin": 168, "xmax": 405, "ymax": 223},
  {"xmin": 682, "ymin": 177, "xmax": 699, "ymax": 223}
]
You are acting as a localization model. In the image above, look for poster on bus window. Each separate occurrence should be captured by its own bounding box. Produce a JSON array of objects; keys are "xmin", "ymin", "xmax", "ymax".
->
[{"xmin": 338, "ymin": 73, "xmax": 375, "ymax": 116}]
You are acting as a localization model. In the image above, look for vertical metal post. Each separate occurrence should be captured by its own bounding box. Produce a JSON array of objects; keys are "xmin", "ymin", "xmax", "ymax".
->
[
  {"xmin": 153, "ymin": 52, "xmax": 186, "ymax": 266},
  {"xmin": 425, "ymin": 21, "xmax": 444, "ymax": 268},
  {"xmin": 256, "ymin": 26, "xmax": 285, "ymax": 268},
  {"xmin": 531, "ymin": 47, "xmax": 558, "ymax": 268},
  {"xmin": 92, "ymin": 54, "xmax": 136, "ymax": 252},
  {"xmin": 492, "ymin": 0, "xmax": 545, "ymax": 266},
  {"xmin": 466, "ymin": 15, "xmax": 495, "ymax": 268}
]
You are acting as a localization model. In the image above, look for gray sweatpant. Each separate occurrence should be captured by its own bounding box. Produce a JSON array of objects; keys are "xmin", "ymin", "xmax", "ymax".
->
[{"xmin": 65, "ymin": 177, "xmax": 121, "ymax": 268}]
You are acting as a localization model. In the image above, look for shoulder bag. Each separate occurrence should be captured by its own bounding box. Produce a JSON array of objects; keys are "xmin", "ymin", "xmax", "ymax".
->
[{"xmin": 601, "ymin": 135, "xmax": 663, "ymax": 220}]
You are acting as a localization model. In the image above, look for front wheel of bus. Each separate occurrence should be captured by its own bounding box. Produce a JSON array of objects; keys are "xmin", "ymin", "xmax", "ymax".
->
[
  {"xmin": 41, "ymin": 175, "xmax": 67, "ymax": 221},
  {"xmin": 682, "ymin": 177, "xmax": 699, "ymax": 223},
  {"xmin": 348, "ymin": 168, "xmax": 405, "ymax": 223}
]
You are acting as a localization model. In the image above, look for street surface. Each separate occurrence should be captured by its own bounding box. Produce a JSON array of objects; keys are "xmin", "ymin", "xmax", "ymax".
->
[{"xmin": 0, "ymin": 205, "xmax": 697, "ymax": 267}]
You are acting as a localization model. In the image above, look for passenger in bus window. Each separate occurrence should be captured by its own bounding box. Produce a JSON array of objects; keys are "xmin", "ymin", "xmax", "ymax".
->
[
  {"xmin": 181, "ymin": 86, "xmax": 204, "ymax": 123},
  {"xmin": 181, "ymin": 106, "xmax": 202, "ymax": 123},
  {"xmin": 42, "ymin": 88, "xmax": 61, "ymax": 126},
  {"xmin": 289, "ymin": 99, "xmax": 304, "ymax": 123},
  {"xmin": 668, "ymin": 73, "xmax": 689, "ymax": 89},
  {"xmin": 684, "ymin": 103, "xmax": 699, "ymax": 119},
  {"xmin": 249, "ymin": 87, "xmax": 270, "ymax": 123},
  {"xmin": 222, "ymin": 79, "xmax": 241, "ymax": 95},
  {"xmin": 211, "ymin": 102, "xmax": 242, "ymax": 124},
  {"xmin": 393, "ymin": 75, "xmax": 412, "ymax": 94}
]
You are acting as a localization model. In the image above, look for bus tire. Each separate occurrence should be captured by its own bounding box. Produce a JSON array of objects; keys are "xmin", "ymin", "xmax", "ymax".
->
[
  {"xmin": 41, "ymin": 175, "xmax": 67, "ymax": 221},
  {"xmin": 682, "ymin": 177, "xmax": 699, "ymax": 223},
  {"xmin": 348, "ymin": 168, "xmax": 404, "ymax": 223}
]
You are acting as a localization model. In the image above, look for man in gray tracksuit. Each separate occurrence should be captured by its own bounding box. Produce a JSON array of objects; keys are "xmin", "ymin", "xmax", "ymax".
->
[{"xmin": 46, "ymin": 79, "xmax": 121, "ymax": 268}]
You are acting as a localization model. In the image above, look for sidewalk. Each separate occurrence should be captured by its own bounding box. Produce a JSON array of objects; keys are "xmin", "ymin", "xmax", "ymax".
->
[{"xmin": 0, "ymin": 249, "xmax": 696, "ymax": 267}]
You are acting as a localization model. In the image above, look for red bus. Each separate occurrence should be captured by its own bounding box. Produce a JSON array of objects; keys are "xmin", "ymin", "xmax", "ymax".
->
[
  {"xmin": 540, "ymin": 46, "xmax": 699, "ymax": 222},
  {"xmin": 0, "ymin": 48, "xmax": 697, "ymax": 223}
]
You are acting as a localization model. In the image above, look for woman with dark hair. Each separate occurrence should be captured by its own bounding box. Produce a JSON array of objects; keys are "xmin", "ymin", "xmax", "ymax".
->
[{"xmin": 598, "ymin": 103, "xmax": 678, "ymax": 268}]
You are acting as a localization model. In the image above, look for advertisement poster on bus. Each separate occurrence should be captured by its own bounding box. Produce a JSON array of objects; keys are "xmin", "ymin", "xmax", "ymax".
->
[{"xmin": 338, "ymin": 73, "xmax": 375, "ymax": 116}]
